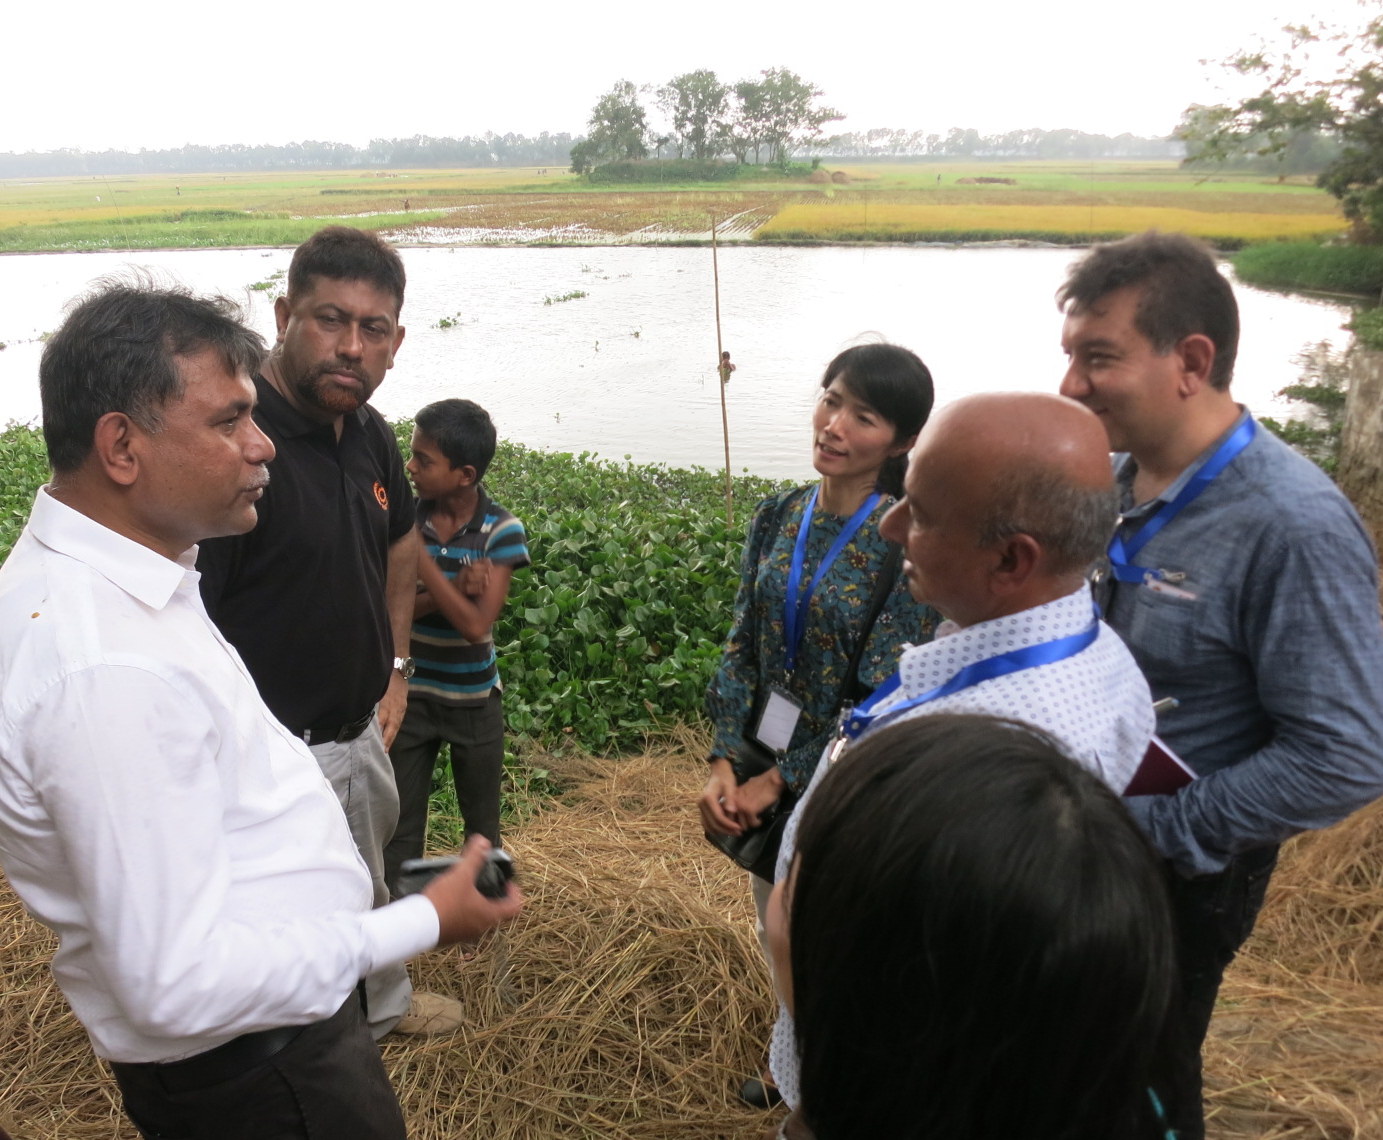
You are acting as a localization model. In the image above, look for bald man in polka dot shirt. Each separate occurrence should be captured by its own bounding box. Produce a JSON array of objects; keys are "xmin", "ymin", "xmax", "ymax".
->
[{"xmin": 768, "ymin": 392, "xmax": 1155, "ymax": 1113}]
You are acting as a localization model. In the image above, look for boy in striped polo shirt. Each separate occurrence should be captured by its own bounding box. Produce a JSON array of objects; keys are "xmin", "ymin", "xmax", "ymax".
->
[{"xmin": 384, "ymin": 400, "xmax": 530, "ymax": 894}]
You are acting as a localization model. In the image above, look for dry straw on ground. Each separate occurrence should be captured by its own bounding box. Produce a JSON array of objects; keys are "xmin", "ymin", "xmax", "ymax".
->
[{"xmin": 3, "ymin": 734, "xmax": 1382, "ymax": 1138}]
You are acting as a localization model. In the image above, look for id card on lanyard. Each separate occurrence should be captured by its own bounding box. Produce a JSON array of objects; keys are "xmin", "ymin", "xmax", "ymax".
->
[
  {"xmin": 754, "ymin": 686, "xmax": 804, "ymax": 754},
  {"xmin": 751, "ymin": 486, "xmax": 882, "ymax": 754}
]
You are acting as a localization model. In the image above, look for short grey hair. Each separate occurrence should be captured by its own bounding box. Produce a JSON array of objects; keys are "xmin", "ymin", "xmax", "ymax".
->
[{"xmin": 976, "ymin": 466, "xmax": 1117, "ymax": 576}]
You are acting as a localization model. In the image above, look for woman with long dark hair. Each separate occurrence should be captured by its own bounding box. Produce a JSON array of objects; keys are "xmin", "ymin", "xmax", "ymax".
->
[{"xmin": 768, "ymin": 714, "xmax": 1177, "ymax": 1140}]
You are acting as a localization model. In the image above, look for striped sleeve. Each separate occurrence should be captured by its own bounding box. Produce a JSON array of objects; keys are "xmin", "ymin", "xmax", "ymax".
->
[{"xmin": 485, "ymin": 511, "xmax": 530, "ymax": 568}]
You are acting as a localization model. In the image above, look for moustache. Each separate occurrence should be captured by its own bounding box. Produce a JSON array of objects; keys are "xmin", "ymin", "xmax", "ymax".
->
[{"xmin": 311, "ymin": 360, "xmax": 368, "ymax": 384}]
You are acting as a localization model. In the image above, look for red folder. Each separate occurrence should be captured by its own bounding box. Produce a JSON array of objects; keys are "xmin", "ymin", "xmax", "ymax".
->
[{"xmin": 1123, "ymin": 734, "xmax": 1196, "ymax": 796}]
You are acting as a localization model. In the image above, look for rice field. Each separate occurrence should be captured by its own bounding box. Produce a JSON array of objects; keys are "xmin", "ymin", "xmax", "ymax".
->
[
  {"xmin": 756, "ymin": 202, "xmax": 1345, "ymax": 246},
  {"xmin": 388, "ymin": 191, "xmax": 787, "ymax": 245},
  {"xmin": 0, "ymin": 162, "xmax": 1349, "ymax": 251}
]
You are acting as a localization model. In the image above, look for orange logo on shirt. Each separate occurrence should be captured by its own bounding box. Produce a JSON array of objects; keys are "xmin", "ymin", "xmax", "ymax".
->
[{"xmin": 373, "ymin": 482, "xmax": 389, "ymax": 510}]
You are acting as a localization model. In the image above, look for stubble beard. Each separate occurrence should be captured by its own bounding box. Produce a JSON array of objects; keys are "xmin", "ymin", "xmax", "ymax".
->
[{"xmin": 282, "ymin": 352, "xmax": 376, "ymax": 417}]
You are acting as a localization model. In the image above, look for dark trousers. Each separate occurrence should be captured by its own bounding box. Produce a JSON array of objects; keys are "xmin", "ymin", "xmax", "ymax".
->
[
  {"xmin": 384, "ymin": 691, "xmax": 504, "ymax": 895},
  {"xmin": 1160, "ymin": 845, "xmax": 1278, "ymax": 1140},
  {"xmin": 110, "ymin": 995, "xmax": 407, "ymax": 1140}
]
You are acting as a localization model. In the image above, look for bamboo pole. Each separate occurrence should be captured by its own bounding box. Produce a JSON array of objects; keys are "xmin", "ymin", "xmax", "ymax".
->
[{"xmin": 711, "ymin": 215, "xmax": 734, "ymax": 526}]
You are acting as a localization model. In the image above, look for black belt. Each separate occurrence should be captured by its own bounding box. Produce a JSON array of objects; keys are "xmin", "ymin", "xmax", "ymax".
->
[
  {"xmin": 111, "ymin": 1022, "xmax": 307, "ymax": 1095},
  {"xmin": 300, "ymin": 708, "xmax": 374, "ymax": 745}
]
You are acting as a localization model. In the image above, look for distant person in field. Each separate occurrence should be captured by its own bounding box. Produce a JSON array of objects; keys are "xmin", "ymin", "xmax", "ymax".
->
[
  {"xmin": 1057, "ymin": 230, "xmax": 1383, "ymax": 1139},
  {"xmin": 0, "ymin": 280, "xmax": 520, "ymax": 1139},
  {"xmin": 384, "ymin": 398, "xmax": 530, "ymax": 896},
  {"xmin": 718, "ymin": 350, "xmax": 736, "ymax": 384}
]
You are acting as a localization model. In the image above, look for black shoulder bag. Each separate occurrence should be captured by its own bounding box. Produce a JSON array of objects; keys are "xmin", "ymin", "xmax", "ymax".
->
[{"xmin": 705, "ymin": 543, "xmax": 904, "ymax": 881}]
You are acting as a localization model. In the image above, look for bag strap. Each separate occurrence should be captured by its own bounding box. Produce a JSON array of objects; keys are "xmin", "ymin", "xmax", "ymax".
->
[{"xmin": 831, "ymin": 541, "xmax": 904, "ymax": 716}]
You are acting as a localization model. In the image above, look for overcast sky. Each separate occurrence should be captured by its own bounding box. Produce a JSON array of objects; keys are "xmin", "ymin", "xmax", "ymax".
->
[{"xmin": 3, "ymin": 0, "xmax": 1374, "ymax": 154}]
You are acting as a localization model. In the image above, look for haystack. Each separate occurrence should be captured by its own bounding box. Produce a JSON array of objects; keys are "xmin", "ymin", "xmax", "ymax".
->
[{"xmin": 3, "ymin": 734, "xmax": 1383, "ymax": 1138}]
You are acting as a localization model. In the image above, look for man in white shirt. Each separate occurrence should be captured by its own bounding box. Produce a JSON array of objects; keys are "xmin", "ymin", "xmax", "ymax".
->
[
  {"xmin": 768, "ymin": 391, "xmax": 1155, "ymax": 1110},
  {"xmin": 0, "ymin": 281, "xmax": 522, "ymax": 1139}
]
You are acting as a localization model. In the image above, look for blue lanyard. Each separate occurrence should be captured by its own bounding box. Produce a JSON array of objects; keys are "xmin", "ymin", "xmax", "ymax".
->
[
  {"xmin": 783, "ymin": 486, "xmax": 882, "ymax": 673},
  {"xmin": 839, "ymin": 615, "xmax": 1101, "ymax": 742},
  {"xmin": 1108, "ymin": 417, "xmax": 1255, "ymax": 585},
  {"xmin": 1147, "ymin": 1089, "xmax": 1176, "ymax": 1140}
]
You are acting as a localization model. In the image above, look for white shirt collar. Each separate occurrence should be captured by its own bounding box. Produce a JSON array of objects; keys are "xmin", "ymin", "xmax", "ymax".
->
[
  {"xmin": 26, "ymin": 487, "xmax": 195, "ymax": 612},
  {"xmin": 900, "ymin": 582, "xmax": 1096, "ymax": 696}
]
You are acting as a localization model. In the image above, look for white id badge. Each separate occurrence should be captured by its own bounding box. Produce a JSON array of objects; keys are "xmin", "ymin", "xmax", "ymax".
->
[{"xmin": 753, "ymin": 687, "xmax": 803, "ymax": 754}]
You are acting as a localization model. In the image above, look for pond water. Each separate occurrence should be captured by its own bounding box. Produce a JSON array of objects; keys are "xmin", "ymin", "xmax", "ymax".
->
[{"xmin": 0, "ymin": 244, "xmax": 1356, "ymax": 481}]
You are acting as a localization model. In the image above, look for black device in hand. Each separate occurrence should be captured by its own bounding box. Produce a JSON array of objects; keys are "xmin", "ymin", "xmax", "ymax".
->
[{"xmin": 397, "ymin": 849, "xmax": 515, "ymax": 899}]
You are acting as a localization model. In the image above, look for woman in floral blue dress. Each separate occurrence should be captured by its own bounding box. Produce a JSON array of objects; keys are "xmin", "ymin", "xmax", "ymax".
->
[{"xmin": 698, "ymin": 342, "xmax": 939, "ymax": 1105}]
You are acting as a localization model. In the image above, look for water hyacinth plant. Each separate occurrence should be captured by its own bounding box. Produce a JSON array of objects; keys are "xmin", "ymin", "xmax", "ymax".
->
[
  {"xmin": 1, "ymin": 423, "xmax": 784, "ymax": 755},
  {"xmin": 0, "ymin": 424, "xmax": 50, "ymax": 563},
  {"xmin": 419, "ymin": 434, "xmax": 785, "ymax": 751}
]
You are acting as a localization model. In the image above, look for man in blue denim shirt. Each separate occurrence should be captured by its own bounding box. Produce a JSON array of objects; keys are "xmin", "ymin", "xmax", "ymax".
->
[{"xmin": 1058, "ymin": 231, "xmax": 1383, "ymax": 1140}]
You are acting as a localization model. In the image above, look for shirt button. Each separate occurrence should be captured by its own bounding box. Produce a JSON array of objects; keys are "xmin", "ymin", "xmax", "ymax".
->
[{"xmin": 440, "ymin": 548, "xmax": 448, "ymax": 555}]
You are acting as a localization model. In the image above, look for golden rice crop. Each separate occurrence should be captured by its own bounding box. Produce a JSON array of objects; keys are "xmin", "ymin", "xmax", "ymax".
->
[{"xmin": 756, "ymin": 202, "xmax": 1345, "ymax": 244}]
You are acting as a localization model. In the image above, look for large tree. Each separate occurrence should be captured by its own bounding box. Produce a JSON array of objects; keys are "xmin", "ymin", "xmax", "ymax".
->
[
  {"xmin": 1176, "ymin": 10, "xmax": 1383, "ymax": 240},
  {"xmin": 731, "ymin": 69, "xmax": 842, "ymax": 167},
  {"xmin": 658, "ymin": 70, "xmax": 731, "ymax": 160},
  {"xmin": 571, "ymin": 80, "xmax": 649, "ymax": 173}
]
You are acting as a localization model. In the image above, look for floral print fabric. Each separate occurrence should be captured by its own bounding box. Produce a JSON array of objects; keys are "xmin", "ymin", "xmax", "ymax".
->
[{"xmin": 706, "ymin": 485, "xmax": 938, "ymax": 793}]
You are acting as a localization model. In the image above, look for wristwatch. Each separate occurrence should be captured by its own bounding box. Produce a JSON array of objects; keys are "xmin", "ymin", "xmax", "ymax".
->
[{"xmin": 393, "ymin": 655, "xmax": 416, "ymax": 680}]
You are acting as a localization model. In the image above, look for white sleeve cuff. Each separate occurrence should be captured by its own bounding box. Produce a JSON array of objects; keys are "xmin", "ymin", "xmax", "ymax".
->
[{"xmin": 360, "ymin": 893, "xmax": 440, "ymax": 971}]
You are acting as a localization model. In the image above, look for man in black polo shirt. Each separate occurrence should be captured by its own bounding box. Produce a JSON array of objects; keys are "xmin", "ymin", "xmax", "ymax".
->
[{"xmin": 199, "ymin": 226, "xmax": 459, "ymax": 1037}]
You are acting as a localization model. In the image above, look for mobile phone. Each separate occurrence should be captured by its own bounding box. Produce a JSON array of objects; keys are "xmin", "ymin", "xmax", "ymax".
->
[
  {"xmin": 397, "ymin": 856, "xmax": 458, "ymax": 897},
  {"xmin": 396, "ymin": 849, "xmax": 515, "ymax": 899}
]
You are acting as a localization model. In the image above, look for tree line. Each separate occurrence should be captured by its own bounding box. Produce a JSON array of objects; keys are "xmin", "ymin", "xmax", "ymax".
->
[
  {"xmin": 0, "ymin": 134, "xmax": 578, "ymax": 178},
  {"xmin": 568, "ymin": 70, "xmax": 1187, "ymax": 174},
  {"xmin": 0, "ymin": 68, "xmax": 1184, "ymax": 180},
  {"xmin": 0, "ymin": 125, "xmax": 1184, "ymax": 181},
  {"xmin": 570, "ymin": 69, "xmax": 843, "ymax": 173},
  {"xmin": 813, "ymin": 127, "xmax": 1182, "ymax": 160}
]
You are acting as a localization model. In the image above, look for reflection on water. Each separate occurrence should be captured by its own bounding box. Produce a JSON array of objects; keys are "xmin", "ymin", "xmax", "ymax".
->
[{"xmin": 0, "ymin": 245, "xmax": 1355, "ymax": 480}]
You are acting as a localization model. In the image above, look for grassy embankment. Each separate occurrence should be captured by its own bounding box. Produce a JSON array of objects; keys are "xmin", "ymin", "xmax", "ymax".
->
[
  {"xmin": 0, "ymin": 161, "xmax": 1347, "ymax": 251},
  {"xmin": 0, "ymin": 420, "xmax": 783, "ymax": 834},
  {"xmin": 1353, "ymin": 308, "xmax": 1383, "ymax": 349},
  {"xmin": 1233, "ymin": 240, "xmax": 1383, "ymax": 299}
]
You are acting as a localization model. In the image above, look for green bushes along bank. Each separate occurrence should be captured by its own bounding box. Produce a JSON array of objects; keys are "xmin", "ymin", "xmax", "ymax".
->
[
  {"xmin": 1233, "ymin": 242, "xmax": 1383, "ymax": 297},
  {"xmin": 437, "ymin": 437, "xmax": 783, "ymax": 752},
  {"xmin": 1350, "ymin": 308, "xmax": 1383, "ymax": 350}
]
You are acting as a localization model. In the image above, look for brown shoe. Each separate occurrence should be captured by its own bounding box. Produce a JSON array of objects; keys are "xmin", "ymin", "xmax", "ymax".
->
[{"xmin": 390, "ymin": 991, "xmax": 463, "ymax": 1036}]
